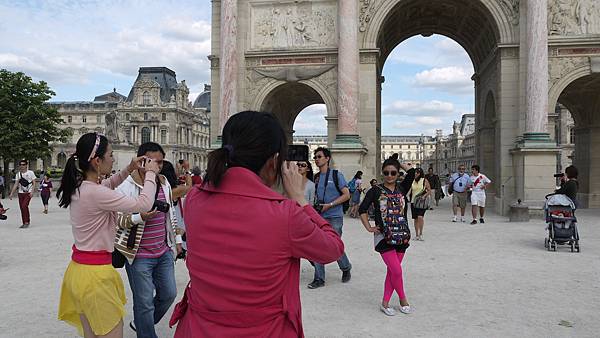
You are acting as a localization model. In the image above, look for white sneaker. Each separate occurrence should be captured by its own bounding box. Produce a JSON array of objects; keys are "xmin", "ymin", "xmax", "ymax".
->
[
  {"xmin": 380, "ymin": 305, "xmax": 396, "ymax": 316},
  {"xmin": 398, "ymin": 305, "xmax": 411, "ymax": 314},
  {"xmin": 452, "ymin": 216, "xmax": 457, "ymax": 222},
  {"xmin": 461, "ymin": 217, "xmax": 465, "ymax": 222}
]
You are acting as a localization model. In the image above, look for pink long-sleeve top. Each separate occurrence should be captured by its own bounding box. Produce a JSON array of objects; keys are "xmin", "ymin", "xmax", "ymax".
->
[{"xmin": 70, "ymin": 169, "xmax": 157, "ymax": 252}]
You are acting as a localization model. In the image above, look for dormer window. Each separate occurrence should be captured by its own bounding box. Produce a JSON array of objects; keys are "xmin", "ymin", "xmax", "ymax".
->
[{"xmin": 143, "ymin": 91, "xmax": 151, "ymax": 105}]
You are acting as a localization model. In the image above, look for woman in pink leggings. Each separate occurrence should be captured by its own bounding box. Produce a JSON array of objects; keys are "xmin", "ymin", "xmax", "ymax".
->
[{"xmin": 359, "ymin": 154, "xmax": 415, "ymax": 316}]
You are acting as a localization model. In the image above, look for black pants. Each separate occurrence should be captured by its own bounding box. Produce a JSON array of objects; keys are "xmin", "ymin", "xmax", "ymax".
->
[
  {"xmin": 0, "ymin": 185, "xmax": 4, "ymax": 199},
  {"xmin": 41, "ymin": 192, "xmax": 50, "ymax": 206}
]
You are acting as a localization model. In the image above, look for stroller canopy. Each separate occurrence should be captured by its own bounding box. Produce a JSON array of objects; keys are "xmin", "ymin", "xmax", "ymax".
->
[{"xmin": 545, "ymin": 194, "xmax": 576, "ymax": 210}]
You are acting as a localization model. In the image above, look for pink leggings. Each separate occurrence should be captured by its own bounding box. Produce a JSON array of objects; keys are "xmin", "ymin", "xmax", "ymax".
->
[{"xmin": 380, "ymin": 250, "xmax": 406, "ymax": 302}]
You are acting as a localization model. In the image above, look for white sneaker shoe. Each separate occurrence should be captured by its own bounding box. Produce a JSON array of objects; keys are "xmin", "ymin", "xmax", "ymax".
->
[
  {"xmin": 461, "ymin": 217, "xmax": 465, "ymax": 222},
  {"xmin": 452, "ymin": 216, "xmax": 457, "ymax": 222},
  {"xmin": 380, "ymin": 305, "xmax": 396, "ymax": 316},
  {"xmin": 398, "ymin": 305, "xmax": 411, "ymax": 314}
]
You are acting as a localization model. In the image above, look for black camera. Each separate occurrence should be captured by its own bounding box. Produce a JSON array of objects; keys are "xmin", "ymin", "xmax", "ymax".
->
[
  {"xmin": 287, "ymin": 145, "xmax": 309, "ymax": 162},
  {"xmin": 554, "ymin": 173, "xmax": 565, "ymax": 178},
  {"xmin": 152, "ymin": 200, "xmax": 170, "ymax": 213},
  {"xmin": 313, "ymin": 200, "xmax": 324, "ymax": 213}
]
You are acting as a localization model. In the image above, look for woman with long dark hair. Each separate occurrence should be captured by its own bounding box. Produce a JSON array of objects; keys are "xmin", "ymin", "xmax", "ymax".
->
[
  {"xmin": 170, "ymin": 111, "xmax": 344, "ymax": 337},
  {"xmin": 358, "ymin": 154, "xmax": 415, "ymax": 316},
  {"xmin": 298, "ymin": 160, "xmax": 315, "ymax": 206},
  {"xmin": 409, "ymin": 167, "xmax": 431, "ymax": 241},
  {"xmin": 57, "ymin": 132, "xmax": 159, "ymax": 338}
]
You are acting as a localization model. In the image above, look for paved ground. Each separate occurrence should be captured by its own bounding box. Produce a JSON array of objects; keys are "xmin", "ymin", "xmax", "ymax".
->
[{"xmin": 0, "ymin": 196, "xmax": 599, "ymax": 338}]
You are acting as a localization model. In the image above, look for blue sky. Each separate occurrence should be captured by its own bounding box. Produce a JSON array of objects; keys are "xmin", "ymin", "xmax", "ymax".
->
[{"xmin": 0, "ymin": 1, "xmax": 473, "ymax": 136}]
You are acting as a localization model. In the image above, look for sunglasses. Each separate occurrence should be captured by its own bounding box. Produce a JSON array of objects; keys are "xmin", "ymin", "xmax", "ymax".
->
[
  {"xmin": 297, "ymin": 163, "xmax": 308, "ymax": 168},
  {"xmin": 383, "ymin": 171, "xmax": 398, "ymax": 176},
  {"xmin": 313, "ymin": 155, "xmax": 324, "ymax": 160}
]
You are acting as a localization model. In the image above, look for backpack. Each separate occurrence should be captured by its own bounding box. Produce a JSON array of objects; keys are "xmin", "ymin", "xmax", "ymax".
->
[
  {"xmin": 315, "ymin": 170, "xmax": 350, "ymax": 214},
  {"xmin": 348, "ymin": 178, "xmax": 357, "ymax": 194}
]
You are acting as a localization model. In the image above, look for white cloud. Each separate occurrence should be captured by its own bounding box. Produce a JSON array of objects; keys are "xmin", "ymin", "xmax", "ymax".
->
[
  {"xmin": 387, "ymin": 35, "xmax": 474, "ymax": 70},
  {"xmin": 413, "ymin": 66, "xmax": 473, "ymax": 94},
  {"xmin": 294, "ymin": 104, "xmax": 327, "ymax": 135},
  {"xmin": 383, "ymin": 100, "xmax": 455, "ymax": 116},
  {"xmin": 415, "ymin": 116, "xmax": 443, "ymax": 125}
]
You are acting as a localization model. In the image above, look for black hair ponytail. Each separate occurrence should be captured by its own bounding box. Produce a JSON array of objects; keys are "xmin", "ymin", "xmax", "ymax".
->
[
  {"xmin": 57, "ymin": 155, "xmax": 83, "ymax": 208},
  {"xmin": 204, "ymin": 148, "xmax": 230, "ymax": 187}
]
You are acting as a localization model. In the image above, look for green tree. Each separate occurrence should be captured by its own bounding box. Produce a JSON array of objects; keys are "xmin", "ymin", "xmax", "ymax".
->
[{"xmin": 0, "ymin": 69, "xmax": 71, "ymax": 192}]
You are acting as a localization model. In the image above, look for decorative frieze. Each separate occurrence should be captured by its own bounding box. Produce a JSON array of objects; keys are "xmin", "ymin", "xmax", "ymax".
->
[
  {"xmin": 549, "ymin": 0, "xmax": 600, "ymax": 36},
  {"xmin": 359, "ymin": 0, "xmax": 378, "ymax": 32},
  {"xmin": 549, "ymin": 56, "xmax": 589, "ymax": 82},
  {"xmin": 497, "ymin": 0, "xmax": 520, "ymax": 26}
]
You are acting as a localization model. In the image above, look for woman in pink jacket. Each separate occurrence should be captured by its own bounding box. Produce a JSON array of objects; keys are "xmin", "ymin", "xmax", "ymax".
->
[{"xmin": 170, "ymin": 111, "xmax": 345, "ymax": 338}]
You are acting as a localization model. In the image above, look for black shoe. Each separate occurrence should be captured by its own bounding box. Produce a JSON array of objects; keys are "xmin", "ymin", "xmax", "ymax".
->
[
  {"xmin": 129, "ymin": 321, "xmax": 136, "ymax": 332},
  {"xmin": 19, "ymin": 223, "xmax": 29, "ymax": 229},
  {"xmin": 342, "ymin": 270, "xmax": 351, "ymax": 283},
  {"xmin": 479, "ymin": 218, "xmax": 485, "ymax": 224},
  {"xmin": 307, "ymin": 279, "xmax": 324, "ymax": 289},
  {"xmin": 470, "ymin": 220, "xmax": 477, "ymax": 225}
]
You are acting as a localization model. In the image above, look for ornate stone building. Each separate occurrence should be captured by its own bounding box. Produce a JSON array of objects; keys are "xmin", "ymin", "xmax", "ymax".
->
[
  {"xmin": 49, "ymin": 67, "xmax": 211, "ymax": 170},
  {"xmin": 212, "ymin": 0, "xmax": 600, "ymax": 212}
]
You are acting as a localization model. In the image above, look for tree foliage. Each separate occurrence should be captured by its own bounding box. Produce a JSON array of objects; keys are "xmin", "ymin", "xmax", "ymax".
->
[{"xmin": 0, "ymin": 69, "xmax": 72, "ymax": 163}]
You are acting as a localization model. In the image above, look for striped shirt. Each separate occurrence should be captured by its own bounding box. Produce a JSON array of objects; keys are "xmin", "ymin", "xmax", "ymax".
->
[{"xmin": 137, "ymin": 186, "xmax": 168, "ymax": 258}]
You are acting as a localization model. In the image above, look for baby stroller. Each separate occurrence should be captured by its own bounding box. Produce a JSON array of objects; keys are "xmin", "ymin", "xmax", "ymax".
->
[{"xmin": 544, "ymin": 194, "xmax": 580, "ymax": 252}]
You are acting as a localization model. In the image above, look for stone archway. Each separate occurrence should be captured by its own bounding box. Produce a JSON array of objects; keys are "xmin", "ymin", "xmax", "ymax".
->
[
  {"xmin": 259, "ymin": 81, "xmax": 331, "ymax": 142},
  {"xmin": 479, "ymin": 91, "xmax": 498, "ymax": 195},
  {"xmin": 554, "ymin": 73, "xmax": 600, "ymax": 208}
]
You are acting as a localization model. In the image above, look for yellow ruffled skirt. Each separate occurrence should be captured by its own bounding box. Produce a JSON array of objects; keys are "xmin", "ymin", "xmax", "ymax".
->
[{"xmin": 58, "ymin": 261, "xmax": 126, "ymax": 336}]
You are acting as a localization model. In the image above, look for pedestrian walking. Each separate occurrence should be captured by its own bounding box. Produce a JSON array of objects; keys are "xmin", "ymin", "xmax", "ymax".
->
[
  {"xmin": 57, "ymin": 132, "xmax": 159, "ymax": 338},
  {"xmin": 0, "ymin": 170, "xmax": 5, "ymax": 199},
  {"xmin": 169, "ymin": 111, "xmax": 344, "ymax": 337},
  {"xmin": 358, "ymin": 153, "xmax": 415, "ymax": 316},
  {"xmin": 425, "ymin": 167, "xmax": 442, "ymax": 207},
  {"xmin": 448, "ymin": 164, "xmax": 472, "ymax": 222},
  {"xmin": 114, "ymin": 142, "xmax": 184, "ymax": 338},
  {"xmin": 40, "ymin": 174, "xmax": 53, "ymax": 214},
  {"xmin": 469, "ymin": 165, "xmax": 492, "ymax": 224},
  {"xmin": 349, "ymin": 171, "xmax": 363, "ymax": 218},
  {"xmin": 9, "ymin": 159, "xmax": 36, "ymax": 228},
  {"xmin": 309, "ymin": 146, "xmax": 352, "ymax": 289},
  {"xmin": 409, "ymin": 168, "xmax": 431, "ymax": 241}
]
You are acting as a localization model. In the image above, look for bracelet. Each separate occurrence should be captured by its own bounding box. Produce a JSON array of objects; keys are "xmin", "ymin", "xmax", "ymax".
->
[{"xmin": 330, "ymin": 202, "xmax": 334, "ymax": 207}]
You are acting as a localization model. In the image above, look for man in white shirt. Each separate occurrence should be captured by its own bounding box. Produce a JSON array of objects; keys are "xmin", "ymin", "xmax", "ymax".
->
[
  {"xmin": 9, "ymin": 160, "xmax": 36, "ymax": 228},
  {"xmin": 469, "ymin": 164, "xmax": 492, "ymax": 224}
]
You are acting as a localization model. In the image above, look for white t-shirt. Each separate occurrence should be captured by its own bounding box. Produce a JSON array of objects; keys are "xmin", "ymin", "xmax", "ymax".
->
[
  {"xmin": 470, "ymin": 174, "xmax": 491, "ymax": 193},
  {"xmin": 16, "ymin": 170, "xmax": 36, "ymax": 193}
]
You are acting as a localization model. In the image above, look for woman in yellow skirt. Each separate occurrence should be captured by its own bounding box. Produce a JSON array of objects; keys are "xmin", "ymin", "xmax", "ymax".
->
[{"xmin": 57, "ymin": 133, "xmax": 159, "ymax": 337}]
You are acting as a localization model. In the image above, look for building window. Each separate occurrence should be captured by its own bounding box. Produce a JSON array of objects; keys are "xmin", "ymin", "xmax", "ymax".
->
[
  {"xmin": 82, "ymin": 115, "xmax": 87, "ymax": 123},
  {"xmin": 125, "ymin": 113, "xmax": 130, "ymax": 121},
  {"xmin": 57, "ymin": 152, "xmax": 67, "ymax": 168},
  {"xmin": 143, "ymin": 91, "xmax": 151, "ymax": 105},
  {"xmin": 143, "ymin": 113, "xmax": 148, "ymax": 121},
  {"xmin": 97, "ymin": 114, "xmax": 102, "ymax": 124},
  {"xmin": 67, "ymin": 115, "xmax": 72, "ymax": 123},
  {"xmin": 162, "ymin": 113, "xmax": 167, "ymax": 121},
  {"xmin": 569, "ymin": 127, "xmax": 575, "ymax": 144},
  {"xmin": 125, "ymin": 128, "xmax": 131, "ymax": 142},
  {"xmin": 142, "ymin": 127, "xmax": 151, "ymax": 143},
  {"xmin": 161, "ymin": 129, "xmax": 167, "ymax": 144}
]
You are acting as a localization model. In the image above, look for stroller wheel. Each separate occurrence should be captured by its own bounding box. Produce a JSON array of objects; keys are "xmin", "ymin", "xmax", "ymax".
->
[
  {"xmin": 570, "ymin": 242, "xmax": 574, "ymax": 252},
  {"xmin": 575, "ymin": 243, "xmax": 580, "ymax": 253},
  {"xmin": 551, "ymin": 242, "xmax": 557, "ymax": 251}
]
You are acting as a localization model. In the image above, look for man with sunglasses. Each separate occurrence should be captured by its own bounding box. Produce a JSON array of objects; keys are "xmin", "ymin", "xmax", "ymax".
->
[
  {"xmin": 309, "ymin": 147, "xmax": 352, "ymax": 289},
  {"xmin": 9, "ymin": 160, "xmax": 36, "ymax": 228},
  {"xmin": 448, "ymin": 164, "xmax": 472, "ymax": 222}
]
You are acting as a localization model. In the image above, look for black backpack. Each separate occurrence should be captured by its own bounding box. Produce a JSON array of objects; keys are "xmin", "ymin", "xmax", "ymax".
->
[{"xmin": 315, "ymin": 170, "xmax": 350, "ymax": 214}]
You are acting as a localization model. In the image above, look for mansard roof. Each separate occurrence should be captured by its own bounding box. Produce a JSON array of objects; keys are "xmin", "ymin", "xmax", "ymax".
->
[
  {"xmin": 94, "ymin": 88, "xmax": 126, "ymax": 102},
  {"xmin": 126, "ymin": 67, "xmax": 179, "ymax": 103}
]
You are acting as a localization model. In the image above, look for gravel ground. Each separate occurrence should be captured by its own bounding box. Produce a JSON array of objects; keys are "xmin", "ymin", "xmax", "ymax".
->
[{"xmin": 0, "ymin": 196, "xmax": 598, "ymax": 338}]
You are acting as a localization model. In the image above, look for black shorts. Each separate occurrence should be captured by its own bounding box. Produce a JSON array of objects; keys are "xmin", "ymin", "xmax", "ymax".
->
[{"xmin": 411, "ymin": 204, "xmax": 427, "ymax": 219}]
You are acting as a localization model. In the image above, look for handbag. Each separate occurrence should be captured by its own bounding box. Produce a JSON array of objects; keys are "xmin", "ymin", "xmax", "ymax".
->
[
  {"xmin": 18, "ymin": 174, "xmax": 30, "ymax": 188},
  {"xmin": 414, "ymin": 194, "xmax": 430, "ymax": 209},
  {"xmin": 112, "ymin": 250, "xmax": 126, "ymax": 268}
]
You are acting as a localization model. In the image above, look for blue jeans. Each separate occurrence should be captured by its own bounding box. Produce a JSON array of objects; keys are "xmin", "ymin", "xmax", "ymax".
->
[
  {"xmin": 314, "ymin": 217, "xmax": 352, "ymax": 282},
  {"xmin": 125, "ymin": 250, "xmax": 177, "ymax": 338}
]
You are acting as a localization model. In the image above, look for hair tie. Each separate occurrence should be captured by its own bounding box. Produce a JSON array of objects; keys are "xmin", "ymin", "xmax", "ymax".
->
[
  {"xmin": 72, "ymin": 154, "xmax": 83, "ymax": 173},
  {"xmin": 223, "ymin": 144, "xmax": 234, "ymax": 159}
]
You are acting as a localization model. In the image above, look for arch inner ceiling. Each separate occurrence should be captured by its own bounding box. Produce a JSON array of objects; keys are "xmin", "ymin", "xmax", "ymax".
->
[
  {"xmin": 260, "ymin": 82, "xmax": 325, "ymax": 134},
  {"xmin": 377, "ymin": 0, "xmax": 500, "ymax": 72},
  {"xmin": 558, "ymin": 74, "xmax": 600, "ymax": 126}
]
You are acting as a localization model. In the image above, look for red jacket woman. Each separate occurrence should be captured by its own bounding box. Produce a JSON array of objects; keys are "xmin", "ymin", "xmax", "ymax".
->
[{"xmin": 170, "ymin": 111, "xmax": 344, "ymax": 337}]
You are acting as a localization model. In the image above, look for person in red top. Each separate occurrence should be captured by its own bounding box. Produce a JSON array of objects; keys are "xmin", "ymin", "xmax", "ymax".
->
[
  {"xmin": 190, "ymin": 166, "xmax": 202, "ymax": 186},
  {"xmin": 169, "ymin": 111, "xmax": 344, "ymax": 338}
]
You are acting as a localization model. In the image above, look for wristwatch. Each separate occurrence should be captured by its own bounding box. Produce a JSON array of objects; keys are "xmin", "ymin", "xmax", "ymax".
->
[{"xmin": 329, "ymin": 202, "xmax": 334, "ymax": 207}]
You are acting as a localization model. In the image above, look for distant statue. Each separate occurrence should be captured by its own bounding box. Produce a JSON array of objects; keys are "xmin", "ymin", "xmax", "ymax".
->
[{"xmin": 105, "ymin": 111, "xmax": 119, "ymax": 143}]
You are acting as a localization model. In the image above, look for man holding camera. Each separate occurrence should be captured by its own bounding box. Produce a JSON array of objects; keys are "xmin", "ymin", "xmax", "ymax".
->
[
  {"xmin": 9, "ymin": 160, "xmax": 36, "ymax": 228},
  {"xmin": 114, "ymin": 142, "xmax": 183, "ymax": 338},
  {"xmin": 309, "ymin": 147, "xmax": 352, "ymax": 289}
]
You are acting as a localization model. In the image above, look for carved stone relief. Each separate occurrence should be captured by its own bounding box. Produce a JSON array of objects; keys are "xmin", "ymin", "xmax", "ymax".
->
[
  {"xmin": 496, "ymin": 0, "xmax": 519, "ymax": 25},
  {"xmin": 359, "ymin": 0, "xmax": 379, "ymax": 32},
  {"xmin": 549, "ymin": 57, "xmax": 589, "ymax": 84},
  {"xmin": 359, "ymin": 52, "xmax": 378, "ymax": 64},
  {"xmin": 250, "ymin": 1, "xmax": 337, "ymax": 50},
  {"xmin": 549, "ymin": 0, "xmax": 600, "ymax": 36}
]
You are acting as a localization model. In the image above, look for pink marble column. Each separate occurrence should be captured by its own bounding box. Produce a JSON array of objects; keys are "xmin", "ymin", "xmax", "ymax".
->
[
  {"xmin": 525, "ymin": 0, "xmax": 548, "ymax": 137},
  {"xmin": 337, "ymin": 0, "xmax": 359, "ymax": 135},
  {"xmin": 219, "ymin": 0, "xmax": 238, "ymax": 131}
]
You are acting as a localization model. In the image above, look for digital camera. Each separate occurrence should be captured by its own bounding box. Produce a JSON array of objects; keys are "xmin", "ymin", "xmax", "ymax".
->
[
  {"xmin": 313, "ymin": 200, "xmax": 324, "ymax": 214},
  {"xmin": 152, "ymin": 200, "xmax": 170, "ymax": 213}
]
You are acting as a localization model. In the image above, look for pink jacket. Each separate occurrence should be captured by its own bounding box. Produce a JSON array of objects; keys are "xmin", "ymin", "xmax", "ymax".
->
[{"xmin": 171, "ymin": 167, "xmax": 344, "ymax": 338}]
